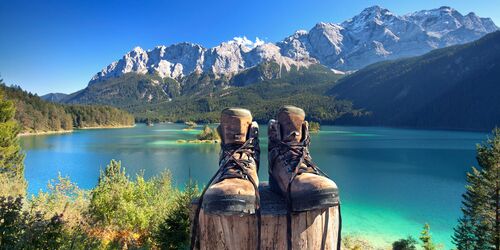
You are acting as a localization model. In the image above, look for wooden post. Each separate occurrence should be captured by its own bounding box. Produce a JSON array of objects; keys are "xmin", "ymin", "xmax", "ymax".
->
[{"xmin": 191, "ymin": 183, "xmax": 341, "ymax": 250}]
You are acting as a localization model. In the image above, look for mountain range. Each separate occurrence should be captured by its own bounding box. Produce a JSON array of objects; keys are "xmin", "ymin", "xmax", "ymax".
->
[
  {"xmin": 41, "ymin": 6, "xmax": 499, "ymax": 130},
  {"xmin": 83, "ymin": 5, "xmax": 496, "ymax": 85}
]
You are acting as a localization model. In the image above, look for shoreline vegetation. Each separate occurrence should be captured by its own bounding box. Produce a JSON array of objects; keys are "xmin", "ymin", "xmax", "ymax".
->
[
  {"xmin": 17, "ymin": 125, "xmax": 137, "ymax": 136},
  {"xmin": 18, "ymin": 130, "xmax": 73, "ymax": 137},
  {"xmin": 1, "ymin": 83, "xmax": 135, "ymax": 135},
  {"xmin": 176, "ymin": 139, "xmax": 220, "ymax": 144},
  {"xmin": 309, "ymin": 121, "xmax": 321, "ymax": 133}
]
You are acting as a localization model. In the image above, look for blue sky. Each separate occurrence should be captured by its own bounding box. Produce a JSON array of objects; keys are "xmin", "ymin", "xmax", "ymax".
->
[{"xmin": 1, "ymin": 0, "xmax": 499, "ymax": 95}]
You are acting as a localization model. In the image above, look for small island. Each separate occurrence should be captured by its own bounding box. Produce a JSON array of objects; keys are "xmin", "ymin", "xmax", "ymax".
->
[
  {"xmin": 183, "ymin": 121, "xmax": 197, "ymax": 130},
  {"xmin": 309, "ymin": 121, "xmax": 321, "ymax": 133},
  {"xmin": 177, "ymin": 125, "xmax": 220, "ymax": 144}
]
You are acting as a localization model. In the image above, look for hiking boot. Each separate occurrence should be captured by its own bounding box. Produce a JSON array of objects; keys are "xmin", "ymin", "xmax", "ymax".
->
[
  {"xmin": 201, "ymin": 108, "xmax": 260, "ymax": 215},
  {"xmin": 268, "ymin": 105, "xmax": 339, "ymax": 212}
]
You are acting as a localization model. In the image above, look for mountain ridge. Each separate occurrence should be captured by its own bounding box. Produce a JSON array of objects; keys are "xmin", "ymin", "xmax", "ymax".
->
[
  {"xmin": 87, "ymin": 5, "xmax": 497, "ymax": 85},
  {"xmin": 329, "ymin": 31, "xmax": 500, "ymax": 131}
]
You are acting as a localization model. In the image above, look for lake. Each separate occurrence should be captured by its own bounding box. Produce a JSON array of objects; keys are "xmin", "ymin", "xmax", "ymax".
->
[{"xmin": 20, "ymin": 124, "xmax": 487, "ymax": 248}]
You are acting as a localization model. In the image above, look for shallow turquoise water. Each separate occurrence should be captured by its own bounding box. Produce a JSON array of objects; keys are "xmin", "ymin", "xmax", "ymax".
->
[{"xmin": 20, "ymin": 124, "xmax": 487, "ymax": 248}]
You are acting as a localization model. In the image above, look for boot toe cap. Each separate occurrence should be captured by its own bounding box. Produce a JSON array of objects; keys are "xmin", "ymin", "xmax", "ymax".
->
[
  {"xmin": 202, "ymin": 179, "xmax": 257, "ymax": 215},
  {"xmin": 290, "ymin": 173, "xmax": 339, "ymax": 211}
]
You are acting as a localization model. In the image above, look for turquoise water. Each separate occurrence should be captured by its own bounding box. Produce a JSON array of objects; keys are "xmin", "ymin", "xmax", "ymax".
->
[{"xmin": 20, "ymin": 124, "xmax": 487, "ymax": 248}]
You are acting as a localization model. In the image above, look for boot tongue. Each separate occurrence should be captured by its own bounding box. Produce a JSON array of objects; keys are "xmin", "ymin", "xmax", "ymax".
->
[
  {"xmin": 277, "ymin": 106, "xmax": 305, "ymax": 143},
  {"xmin": 219, "ymin": 108, "xmax": 253, "ymax": 145}
]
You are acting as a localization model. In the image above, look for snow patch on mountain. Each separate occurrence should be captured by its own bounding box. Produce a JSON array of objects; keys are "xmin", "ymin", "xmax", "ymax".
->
[{"xmin": 89, "ymin": 5, "xmax": 498, "ymax": 84}]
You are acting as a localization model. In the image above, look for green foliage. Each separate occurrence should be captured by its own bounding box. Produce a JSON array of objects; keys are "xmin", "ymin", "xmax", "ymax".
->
[
  {"xmin": 0, "ymin": 196, "xmax": 66, "ymax": 249},
  {"xmin": 137, "ymin": 82, "xmax": 363, "ymax": 124},
  {"xmin": 342, "ymin": 235, "xmax": 374, "ymax": 250},
  {"xmin": 197, "ymin": 125, "xmax": 220, "ymax": 141},
  {"xmin": 30, "ymin": 174, "xmax": 89, "ymax": 229},
  {"xmin": 420, "ymin": 223, "xmax": 437, "ymax": 250},
  {"xmin": 453, "ymin": 128, "xmax": 500, "ymax": 250},
  {"xmin": 392, "ymin": 236, "xmax": 417, "ymax": 250},
  {"xmin": 1, "ymin": 155, "xmax": 195, "ymax": 249},
  {"xmin": 0, "ymin": 84, "xmax": 25, "ymax": 182},
  {"xmin": 0, "ymin": 173, "xmax": 26, "ymax": 198},
  {"xmin": 64, "ymin": 105, "xmax": 134, "ymax": 129},
  {"xmin": 155, "ymin": 181, "xmax": 199, "ymax": 250},
  {"xmin": 309, "ymin": 121, "xmax": 321, "ymax": 133},
  {"xmin": 89, "ymin": 160, "xmax": 175, "ymax": 247},
  {"xmin": 0, "ymin": 83, "xmax": 134, "ymax": 134}
]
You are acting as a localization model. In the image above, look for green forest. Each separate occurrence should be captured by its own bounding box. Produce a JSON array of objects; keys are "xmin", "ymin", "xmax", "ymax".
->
[{"xmin": 0, "ymin": 82, "xmax": 134, "ymax": 134}]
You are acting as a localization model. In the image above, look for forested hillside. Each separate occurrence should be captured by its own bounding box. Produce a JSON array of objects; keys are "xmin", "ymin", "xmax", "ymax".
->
[
  {"xmin": 59, "ymin": 63, "xmax": 366, "ymax": 123},
  {"xmin": 330, "ymin": 31, "xmax": 500, "ymax": 131},
  {"xmin": 0, "ymin": 83, "xmax": 134, "ymax": 134},
  {"xmin": 135, "ymin": 77, "xmax": 366, "ymax": 123}
]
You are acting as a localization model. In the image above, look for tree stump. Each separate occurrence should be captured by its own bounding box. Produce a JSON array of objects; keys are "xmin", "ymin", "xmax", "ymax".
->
[{"xmin": 191, "ymin": 183, "xmax": 341, "ymax": 250}]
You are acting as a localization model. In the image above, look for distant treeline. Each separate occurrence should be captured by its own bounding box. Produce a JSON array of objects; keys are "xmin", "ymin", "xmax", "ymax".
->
[{"xmin": 0, "ymin": 83, "xmax": 134, "ymax": 133}]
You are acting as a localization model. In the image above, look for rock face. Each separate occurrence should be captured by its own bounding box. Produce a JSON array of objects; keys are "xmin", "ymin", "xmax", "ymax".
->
[
  {"xmin": 89, "ymin": 39, "xmax": 312, "ymax": 85},
  {"xmin": 279, "ymin": 6, "xmax": 498, "ymax": 70},
  {"xmin": 89, "ymin": 6, "xmax": 497, "ymax": 84}
]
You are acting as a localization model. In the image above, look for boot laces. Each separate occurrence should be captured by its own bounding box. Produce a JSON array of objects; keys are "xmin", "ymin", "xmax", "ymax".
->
[
  {"xmin": 218, "ymin": 139, "xmax": 259, "ymax": 181},
  {"xmin": 191, "ymin": 136, "xmax": 262, "ymax": 250},
  {"xmin": 270, "ymin": 134, "xmax": 328, "ymax": 178}
]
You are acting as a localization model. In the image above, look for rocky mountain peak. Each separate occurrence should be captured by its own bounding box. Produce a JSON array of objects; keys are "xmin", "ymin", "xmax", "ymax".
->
[{"xmin": 89, "ymin": 6, "xmax": 498, "ymax": 84}]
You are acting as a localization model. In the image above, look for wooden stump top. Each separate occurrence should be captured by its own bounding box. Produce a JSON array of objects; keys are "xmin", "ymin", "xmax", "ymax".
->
[{"xmin": 191, "ymin": 182, "xmax": 341, "ymax": 250}]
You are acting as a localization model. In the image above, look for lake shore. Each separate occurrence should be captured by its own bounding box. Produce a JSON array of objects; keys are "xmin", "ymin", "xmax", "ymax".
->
[
  {"xmin": 18, "ymin": 124, "xmax": 136, "ymax": 136},
  {"xmin": 77, "ymin": 124, "xmax": 136, "ymax": 130},
  {"xmin": 176, "ymin": 139, "xmax": 220, "ymax": 144},
  {"xmin": 18, "ymin": 130, "xmax": 73, "ymax": 136}
]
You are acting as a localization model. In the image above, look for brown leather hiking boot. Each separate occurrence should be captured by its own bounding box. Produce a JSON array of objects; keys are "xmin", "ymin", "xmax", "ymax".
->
[
  {"xmin": 200, "ymin": 108, "xmax": 260, "ymax": 215},
  {"xmin": 268, "ymin": 105, "xmax": 339, "ymax": 212}
]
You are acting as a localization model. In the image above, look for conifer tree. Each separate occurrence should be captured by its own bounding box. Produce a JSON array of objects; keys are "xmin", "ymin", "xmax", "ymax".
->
[
  {"xmin": 0, "ymin": 80, "xmax": 24, "ymax": 177},
  {"xmin": 420, "ymin": 223, "xmax": 436, "ymax": 250},
  {"xmin": 453, "ymin": 128, "xmax": 500, "ymax": 250}
]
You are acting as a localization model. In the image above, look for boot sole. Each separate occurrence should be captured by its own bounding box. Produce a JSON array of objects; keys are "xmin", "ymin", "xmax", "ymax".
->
[
  {"xmin": 269, "ymin": 174, "xmax": 339, "ymax": 212},
  {"xmin": 202, "ymin": 194, "xmax": 256, "ymax": 215}
]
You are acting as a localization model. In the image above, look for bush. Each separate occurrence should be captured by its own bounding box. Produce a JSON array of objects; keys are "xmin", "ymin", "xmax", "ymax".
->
[
  {"xmin": 0, "ymin": 173, "xmax": 26, "ymax": 198},
  {"xmin": 196, "ymin": 125, "xmax": 220, "ymax": 141},
  {"xmin": 155, "ymin": 181, "xmax": 199, "ymax": 250},
  {"xmin": 342, "ymin": 235, "xmax": 374, "ymax": 250},
  {"xmin": 30, "ymin": 174, "xmax": 89, "ymax": 228},
  {"xmin": 89, "ymin": 160, "xmax": 175, "ymax": 248},
  {"xmin": 392, "ymin": 236, "xmax": 417, "ymax": 250},
  {"xmin": 0, "ymin": 196, "xmax": 66, "ymax": 249}
]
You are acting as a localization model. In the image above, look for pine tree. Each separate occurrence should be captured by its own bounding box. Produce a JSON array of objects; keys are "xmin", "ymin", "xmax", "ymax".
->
[
  {"xmin": 420, "ymin": 223, "xmax": 437, "ymax": 250},
  {"xmin": 452, "ymin": 215, "xmax": 476, "ymax": 250},
  {"xmin": 453, "ymin": 128, "xmax": 500, "ymax": 250},
  {"xmin": 0, "ymin": 81, "xmax": 24, "ymax": 178}
]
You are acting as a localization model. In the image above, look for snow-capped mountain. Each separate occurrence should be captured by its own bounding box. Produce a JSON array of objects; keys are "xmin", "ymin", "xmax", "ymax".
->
[
  {"xmin": 279, "ymin": 6, "xmax": 497, "ymax": 70},
  {"xmin": 90, "ymin": 6, "xmax": 497, "ymax": 84},
  {"xmin": 89, "ymin": 38, "xmax": 311, "ymax": 85}
]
